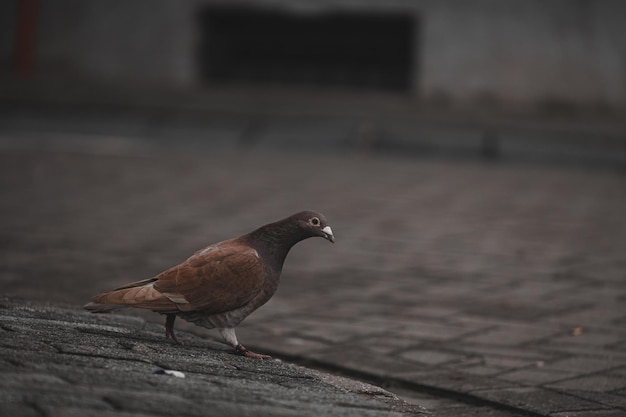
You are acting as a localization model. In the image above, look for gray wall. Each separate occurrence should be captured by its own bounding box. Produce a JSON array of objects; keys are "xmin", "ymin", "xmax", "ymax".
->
[
  {"xmin": 36, "ymin": 0, "xmax": 197, "ymax": 85},
  {"xmin": 2, "ymin": 0, "xmax": 626, "ymax": 112},
  {"xmin": 419, "ymin": 0, "xmax": 626, "ymax": 110}
]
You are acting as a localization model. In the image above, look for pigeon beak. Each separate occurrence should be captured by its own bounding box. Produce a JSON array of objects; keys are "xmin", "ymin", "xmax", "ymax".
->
[{"xmin": 322, "ymin": 226, "xmax": 335, "ymax": 243}]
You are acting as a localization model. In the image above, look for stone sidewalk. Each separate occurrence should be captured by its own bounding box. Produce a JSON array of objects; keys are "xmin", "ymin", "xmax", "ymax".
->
[{"xmin": 0, "ymin": 135, "xmax": 625, "ymax": 416}]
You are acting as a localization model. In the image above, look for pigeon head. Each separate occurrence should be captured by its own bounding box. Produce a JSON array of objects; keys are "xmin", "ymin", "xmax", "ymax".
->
[
  {"xmin": 290, "ymin": 210, "xmax": 335, "ymax": 243},
  {"xmin": 246, "ymin": 210, "xmax": 335, "ymax": 256}
]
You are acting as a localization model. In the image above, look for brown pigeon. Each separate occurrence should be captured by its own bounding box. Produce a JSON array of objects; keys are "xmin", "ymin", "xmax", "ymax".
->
[{"xmin": 84, "ymin": 210, "xmax": 334, "ymax": 359}]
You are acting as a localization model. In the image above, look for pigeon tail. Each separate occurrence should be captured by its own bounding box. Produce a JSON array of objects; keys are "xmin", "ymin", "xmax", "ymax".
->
[
  {"xmin": 86, "ymin": 278, "xmax": 179, "ymax": 312},
  {"xmin": 83, "ymin": 301, "xmax": 126, "ymax": 313}
]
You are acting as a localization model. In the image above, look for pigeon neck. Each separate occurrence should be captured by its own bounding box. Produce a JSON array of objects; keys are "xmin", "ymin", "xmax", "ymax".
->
[{"xmin": 247, "ymin": 220, "xmax": 309, "ymax": 269}]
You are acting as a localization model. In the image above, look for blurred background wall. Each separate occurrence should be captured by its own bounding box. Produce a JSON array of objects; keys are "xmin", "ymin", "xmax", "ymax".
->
[{"xmin": 2, "ymin": 0, "xmax": 626, "ymax": 115}]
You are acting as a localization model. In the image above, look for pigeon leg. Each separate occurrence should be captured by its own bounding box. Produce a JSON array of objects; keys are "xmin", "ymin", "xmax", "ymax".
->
[
  {"xmin": 165, "ymin": 314, "xmax": 180, "ymax": 344},
  {"xmin": 218, "ymin": 328, "xmax": 271, "ymax": 360}
]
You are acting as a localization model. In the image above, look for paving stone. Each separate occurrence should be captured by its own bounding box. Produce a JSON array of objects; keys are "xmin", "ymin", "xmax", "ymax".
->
[
  {"xmin": 397, "ymin": 370, "xmax": 518, "ymax": 393},
  {"xmin": 496, "ymin": 368, "xmax": 578, "ymax": 385},
  {"xmin": 544, "ymin": 357, "xmax": 626, "ymax": 374},
  {"xmin": 459, "ymin": 324, "xmax": 563, "ymax": 346},
  {"xmin": 446, "ymin": 343, "xmax": 557, "ymax": 363},
  {"xmin": 543, "ymin": 331, "xmax": 626, "ymax": 349},
  {"xmin": 342, "ymin": 334, "xmax": 425, "ymax": 356},
  {"xmin": 234, "ymin": 327, "xmax": 332, "ymax": 356},
  {"xmin": 400, "ymin": 349, "xmax": 466, "ymax": 366},
  {"xmin": 536, "ymin": 343, "xmax": 626, "ymax": 359},
  {"xmin": 393, "ymin": 319, "xmax": 489, "ymax": 342},
  {"xmin": 547, "ymin": 375, "xmax": 626, "ymax": 393},
  {"xmin": 306, "ymin": 345, "xmax": 428, "ymax": 377},
  {"xmin": 473, "ymin": 387, "xmax": 609, "ymax": 415},
  {"xmin": 456, "ymin": 366, "xmax": 508, "ymax": 376}
]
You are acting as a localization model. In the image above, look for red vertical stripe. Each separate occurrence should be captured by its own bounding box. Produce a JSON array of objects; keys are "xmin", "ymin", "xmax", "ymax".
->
[{"xmin": 14, "ymin": 0, "xmax": 39, "ymax": 79}]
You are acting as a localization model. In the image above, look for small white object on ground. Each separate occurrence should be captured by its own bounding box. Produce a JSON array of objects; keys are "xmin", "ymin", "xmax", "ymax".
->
[{"xmin": 154, "ymin": 368, "xmax": 186, "ymax": 378}]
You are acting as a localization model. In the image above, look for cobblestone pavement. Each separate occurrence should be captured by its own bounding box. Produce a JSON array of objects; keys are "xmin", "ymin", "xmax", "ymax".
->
[{"xmin": 1, "ymin": 132, "xmax": 625, "ymax": 416}]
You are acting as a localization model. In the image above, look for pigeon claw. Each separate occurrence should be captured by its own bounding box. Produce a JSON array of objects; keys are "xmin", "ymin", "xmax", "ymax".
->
[{"xmin": 235, "ymin": 344, "xmax": 272, "ymax": 360}]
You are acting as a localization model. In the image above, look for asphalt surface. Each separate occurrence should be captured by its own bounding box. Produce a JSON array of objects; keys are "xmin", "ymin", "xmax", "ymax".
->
[
  {"xmin": 1, "ymin": 296, "xmax": 426, "ymax": 417},
  {"xmin": 1, "ymin": 113, "xmax": 625, "ymax": 416}
]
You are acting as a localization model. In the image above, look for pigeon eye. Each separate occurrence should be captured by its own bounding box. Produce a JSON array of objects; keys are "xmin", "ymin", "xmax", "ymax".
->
[{"xmin": 310, "ymin": 217, "xmax": 320, "ymax": 226}]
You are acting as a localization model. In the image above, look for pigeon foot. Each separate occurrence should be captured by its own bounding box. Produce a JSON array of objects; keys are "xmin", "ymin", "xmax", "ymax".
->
[{"xmin": 235, "ymin": 344, "xmax": 272, "ymax": 360}]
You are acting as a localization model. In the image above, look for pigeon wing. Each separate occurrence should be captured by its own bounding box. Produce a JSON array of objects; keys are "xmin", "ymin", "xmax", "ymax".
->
[{"xmin": 153, "ymin": 242, "xmax": 267, "ymax": 315}]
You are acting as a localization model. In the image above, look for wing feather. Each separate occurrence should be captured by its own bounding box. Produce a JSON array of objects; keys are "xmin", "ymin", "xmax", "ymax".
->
[
  {"xmin": 91, "ymin": 279, "xmax": 178, "ymax": 312},
  {"xmin": 153, "ymin": 241, "xmax": 266, "ymax": 315}
]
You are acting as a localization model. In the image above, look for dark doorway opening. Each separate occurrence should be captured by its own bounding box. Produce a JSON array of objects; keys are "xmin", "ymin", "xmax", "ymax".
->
[{"xmin": 198, "ymin": 7, "xmax": 416, "ymax": 92}]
